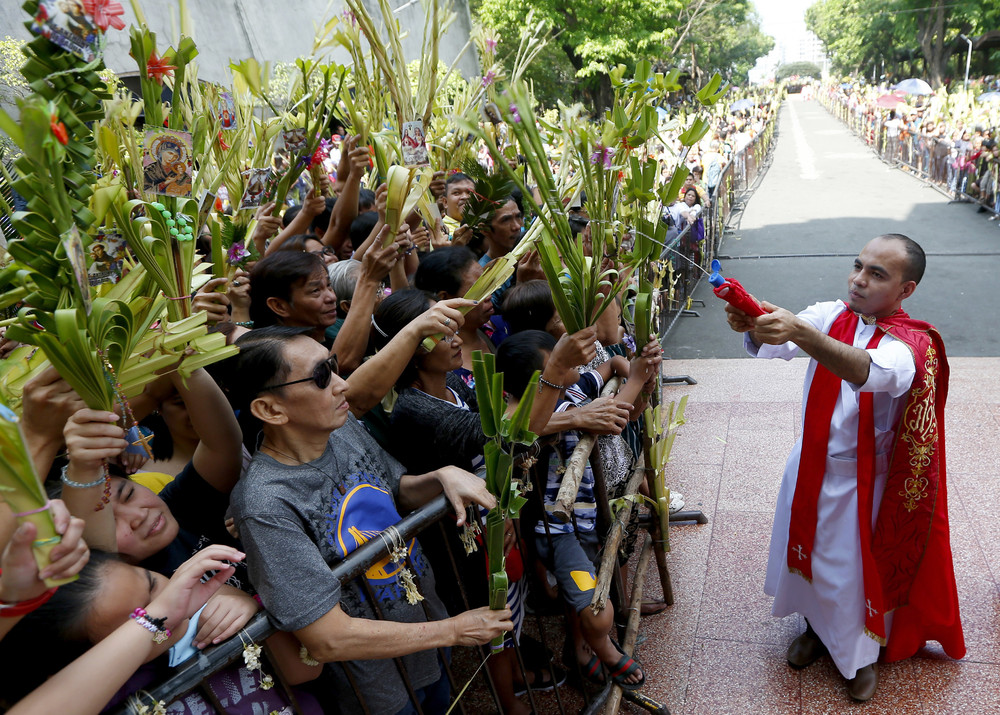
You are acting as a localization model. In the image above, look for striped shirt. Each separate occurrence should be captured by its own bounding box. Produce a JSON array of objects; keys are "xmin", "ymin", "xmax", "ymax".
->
[{"xmin": 536, "ymin": 370, "xmax": 604, "ymax": 535}]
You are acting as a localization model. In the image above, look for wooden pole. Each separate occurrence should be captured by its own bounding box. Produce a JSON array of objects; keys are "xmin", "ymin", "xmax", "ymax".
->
[
  {"xmin": 552, "ymin": 376, "xmax": 622, "ymax": 522},
  {"xmin": 589, "ymin": 464, "xmax": 646, "ymax": 614},
  {"xmin": 603, "ymin": 532, "xmax": 653, "ymax": 715}
]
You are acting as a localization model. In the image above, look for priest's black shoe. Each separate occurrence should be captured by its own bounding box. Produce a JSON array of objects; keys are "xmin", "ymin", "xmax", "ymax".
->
[
  {"xmin": 786, "ymin": 624, "xmax": 827, "ymax": 669},
  {"xmin": 847, "ymin": 663, "xmax": 879, "ymax": 701}
]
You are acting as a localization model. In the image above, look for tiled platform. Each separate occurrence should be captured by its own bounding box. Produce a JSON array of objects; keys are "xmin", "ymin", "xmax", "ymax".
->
[{"xmin": 628, "ymin": 356, "xmax": 1000, "ymax": 714}]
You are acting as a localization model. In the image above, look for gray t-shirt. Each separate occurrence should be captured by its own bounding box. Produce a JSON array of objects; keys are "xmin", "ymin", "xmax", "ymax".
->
[{"xmin": 231, "ymin": 415, "xmax": 447, "ymax": 715}]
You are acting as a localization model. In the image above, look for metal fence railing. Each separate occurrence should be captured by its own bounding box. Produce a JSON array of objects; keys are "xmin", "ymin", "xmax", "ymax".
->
[
  {"xmin": 659, "ymin": 116, "xmax": 778, "ymax": 342},
  {"xmin": 821, "ymin": 90, "xmax": 1000, "ymax": 216}
]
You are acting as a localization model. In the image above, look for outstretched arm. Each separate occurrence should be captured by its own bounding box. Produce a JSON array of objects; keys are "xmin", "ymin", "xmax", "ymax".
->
[
  {"xmin": 171, "ymin": 369, "xmax": 243, "ymax": 493},
  {"xmin": 751, "ymin": 301, "xmax": 871, "ymax": 385},
  {"xmin": 345, "ymin": 299, "xmax": 477, "ymax": 415},
  {"xmin": 295, "ymin": 603, "xmax": 511, "ymax": 664}
]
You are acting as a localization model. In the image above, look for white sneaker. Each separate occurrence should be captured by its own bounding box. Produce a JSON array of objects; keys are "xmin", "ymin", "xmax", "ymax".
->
[{"xmin": 668, "ymin": 492, "xmax": 685, "ymax": 514}]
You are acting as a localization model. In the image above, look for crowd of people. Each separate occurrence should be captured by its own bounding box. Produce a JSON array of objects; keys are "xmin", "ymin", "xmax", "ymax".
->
[
  {"xmin": 0, "ymin": 106, "xmax": 698, "ymax": 712},
  {"xmin": 0, "ymin": 11, "xmax": 975, "ymax": 707},
  {"xmin": 821, "ymin": 78, "xmax": 1000, "ymax": 219},
  {"xmin": 0, "ymin": 5, "xmax": 789, "ymax": 711}
]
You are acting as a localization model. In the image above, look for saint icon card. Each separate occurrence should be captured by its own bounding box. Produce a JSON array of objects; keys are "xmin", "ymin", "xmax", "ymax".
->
[{"xmin": 143, "ymin": 130, "xmax": 194, "ymax": 198}]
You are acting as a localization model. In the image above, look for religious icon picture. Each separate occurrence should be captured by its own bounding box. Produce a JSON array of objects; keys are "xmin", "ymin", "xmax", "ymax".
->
[
  {"xmin": 401, "ymin": 120, "xmax": 430, "ymax": 167},
  {"xmin": 480, "ymin": 101, "xmax": 503, "ymax": 126},
  {"xmin": 218, "ymin": 91, "xmax": 237, "ymax": 130},
  {"xmin": 281, "ymin": 128, "xmax": 309, "ymax": 158},
  {"xmin": 240, "ymin": 168, "xmax": 275, "ymax": 210},
  {"xmin": 62, "ymin": 225, "xmax": 92, "ymax": 315},
  {"xmin": 87, "ymin": 230, "xmax": 127, "ymax": 286},
  {"xmin": 143, "ymin": 129, "xmax": 194, "ymax": 198},
  {"xmin": 30, "ymin": 0, "xmax": 100, "ymax": 62}
]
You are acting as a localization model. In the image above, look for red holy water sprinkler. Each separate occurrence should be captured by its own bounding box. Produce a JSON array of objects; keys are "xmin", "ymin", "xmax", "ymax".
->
[{"xmin": 709, "ymin": 259, "xmax": 766, "ymax": 317}]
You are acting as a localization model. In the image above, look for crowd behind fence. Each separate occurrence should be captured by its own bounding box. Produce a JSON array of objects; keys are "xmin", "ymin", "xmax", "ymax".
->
[
  {"xmin": 820, "ymin": 88, "xmax": 1000, "ymax": 218},
  {"xmin": 658, "ymin": 115, "xmax": 777, "ymax": 341},
  {"xmin": 113, "ymin": 414, "xmax": 675, "ymax": 715},
  {"xmin": 105, "ymin": 111, "xmax": 780, "ymax": 715}
]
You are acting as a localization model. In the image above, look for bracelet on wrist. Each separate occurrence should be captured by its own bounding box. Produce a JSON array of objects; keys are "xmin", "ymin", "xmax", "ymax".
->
[
  {"xmin": 60, "ymin": 463, "xmax": 108, "ymax": 489},
  {"xmin": 537, "ymin": 376, "xmax": 569, "ymax": 392},
  {"xmin": 131, "ymin": 607, "xmax": 172, "ymax": 644},
  {"xmin": 60, "ymin": 464, "xmax": 112, "ymax": 511},
  {"xmin": 0, "ymin": 574, "xmax": 58, "ymax": 618},
  {"xmin": 233, "ymin": 321, "xmax": 254, "ymax": 328}
]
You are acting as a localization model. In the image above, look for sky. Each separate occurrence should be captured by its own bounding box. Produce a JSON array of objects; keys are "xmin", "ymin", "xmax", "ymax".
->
[{"xmin": 749, "ymin": 0, "xmax": 821, "ymax": 82}]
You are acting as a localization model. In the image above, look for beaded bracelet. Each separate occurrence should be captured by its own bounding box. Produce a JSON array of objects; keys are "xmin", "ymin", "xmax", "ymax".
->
[
  {"xmin": 59, "ymin": 464, "xmax": 112, "ymax": 511},
  {"xmin": 60, "ymin": 463, "xmax": 107, "ymax": 489},
  {"xmin": 131, "ymin": 607, "xmax": 172, "ymax": 644},
  {"xmin": 537, "ymin": 376, "xmax": 569, "ymax": 392},
  {"xmin": 149, "ymin": 202, "xmax": 195, "ymax": 242},
  {"xmin": 233, "ymin": 320, "xmax": 254, "ymax": 327}
]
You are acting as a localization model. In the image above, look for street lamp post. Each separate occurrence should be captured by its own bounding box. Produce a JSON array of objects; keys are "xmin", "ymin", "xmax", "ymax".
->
[{"xmin": 959, "ymin": 34, "xmax": 972, "ymax": 91}]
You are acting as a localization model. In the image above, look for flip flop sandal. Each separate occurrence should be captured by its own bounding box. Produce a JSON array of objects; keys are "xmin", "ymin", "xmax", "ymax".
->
[
  {"xmin": 582, "ymin": 653, "xmax": 606, "ymax": 685},
  {"xmin": 608, "ymin": 641, "xmax": 645, "ymax": 692},
  {"xmin": 563, "ymin": 641, "xmax": 606, "ymax": 686},
  {"xmin": 513, "ymin": 665, "xmax": 568, "ymax": 697}
]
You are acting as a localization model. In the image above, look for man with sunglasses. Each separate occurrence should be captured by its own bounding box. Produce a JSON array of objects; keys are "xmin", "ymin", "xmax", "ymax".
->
[{"xmin": 229, "ymin": 326, "xmax": 514, "ymax": 715}]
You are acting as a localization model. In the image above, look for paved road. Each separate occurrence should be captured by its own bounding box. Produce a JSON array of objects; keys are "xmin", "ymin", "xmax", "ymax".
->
[{"xmin": 666, "ymin": 95, "xmax": 1000, "ymax": 359}]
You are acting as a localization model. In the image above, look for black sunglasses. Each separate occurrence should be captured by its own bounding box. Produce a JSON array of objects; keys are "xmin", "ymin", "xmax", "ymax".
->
[{"xmin": 260, "ymin": 355, "xmax": 339, "ymax": 393}]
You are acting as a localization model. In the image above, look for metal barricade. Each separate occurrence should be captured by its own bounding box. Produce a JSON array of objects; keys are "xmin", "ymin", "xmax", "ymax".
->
[
  {"xmin": 819, "ymin": 90, "xmax": 999, "ymax": 216},
  {"xmin": 659, "ymin": 116, "xmax": 778, "ymax": 342}
]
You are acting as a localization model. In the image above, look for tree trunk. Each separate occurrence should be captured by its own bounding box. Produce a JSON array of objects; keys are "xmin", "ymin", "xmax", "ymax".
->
[{"xmin": 917, "ymin": 1, "xmax": 949, "ymax": 88}]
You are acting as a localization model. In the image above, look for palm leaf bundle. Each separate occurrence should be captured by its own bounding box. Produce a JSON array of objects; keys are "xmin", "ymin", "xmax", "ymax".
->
[
  {"xmin": 643, "ymin": 397, "xmax": 688, "ymax": 552},
  {"xmin": 459, "ymin": 158, "xmax": 515, "ymax": 241},
  {"xmin": 0, "ymin": 401, "xmax": 73, "ymax": 587},
  {"xmin": 471, "ymin": 351, "xmax": 538, "ymax": 651},
  {"xmin": 0, "ymin": 3, "xmax": 236, "ymax": 413}
]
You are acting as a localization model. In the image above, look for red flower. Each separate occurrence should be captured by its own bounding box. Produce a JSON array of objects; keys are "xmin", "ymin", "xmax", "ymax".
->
[
  {"xmin": 308, "ymin": 147, "xmax": 325, "ymax": 169},
  {"xmin": 145, "ymin": 52, "xmax": 176, "ymax": 84},
  {"xmin": 50, "ymin": 114, "xmax": 68, "ymax": 145},
  {"xmin": 82, "ymin": 0, "xmax": 126, "ymax": 32},
  {"xmin": 217, "ymin": 131, "xmax": 230, "ymax": 150}
]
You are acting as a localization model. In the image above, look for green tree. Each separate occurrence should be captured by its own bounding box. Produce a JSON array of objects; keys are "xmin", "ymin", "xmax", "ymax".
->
[
  {"xmin": 472, "ymin": 0, "xmax": 685, "ymax": 112},
  {"xmin": 776, "ymin": 61, "xmax": 822, "ymax": 81},
  {"xmin": 667, "ymin": 0, "xmax": 774, "ymax": 85},
  {"xmin": 806, "ymin": 0, "xmax": 993, "ymax": 88}
]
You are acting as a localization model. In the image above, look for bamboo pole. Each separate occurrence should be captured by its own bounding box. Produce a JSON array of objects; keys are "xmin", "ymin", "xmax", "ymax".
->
[
  {"xmin": 604, "ymin": 532, "xmax": 653, "ymax": 715},
  {"xmin": 589, "ymin": 464, "xmax": 646, "ymax": 614},
  {"xmin": 552, "ymin": 376, "xmax": 622, "ymax": 522}
]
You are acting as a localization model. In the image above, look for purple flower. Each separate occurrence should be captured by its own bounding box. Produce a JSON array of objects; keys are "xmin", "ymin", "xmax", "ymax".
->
[
  {"xmin": 228, "ymin": 242, "xmax": 250, "ymax": 264},
  {"xmin": 485, "ymin": 37, "xmax": 498, "ymax": 52},
  {"xmin": 590, "ymin": 144, "xmax": 615, "ymax": 168},
  {"xmin": 481, "ymin": 70, "xmax": 496, "ymax": 88},
  {"xmin": 623, "ymin": 334, "xmax": 637, "ymax": 352},
  {"xmin": 509, "ymin": 104, "xmax": 521, "ymax": 123},
  {"xmin": 341, "ymin": 9, "xmax": 356, "ymax": 26}
]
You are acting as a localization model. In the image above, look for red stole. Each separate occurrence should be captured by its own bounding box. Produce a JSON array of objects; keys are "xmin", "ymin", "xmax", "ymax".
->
[{"xmin": 786, "ymin": 306, "xmax": 951, "ymax": 645}]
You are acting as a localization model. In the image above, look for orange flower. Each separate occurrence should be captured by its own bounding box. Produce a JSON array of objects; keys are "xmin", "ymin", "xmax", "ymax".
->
[
  {"xmin": 50, "ymin": 114, "xmax": 68, "ymax": 145},
  {"xmin": 145, "ymin": 52, "xmax": 176, "ymax": 84}
]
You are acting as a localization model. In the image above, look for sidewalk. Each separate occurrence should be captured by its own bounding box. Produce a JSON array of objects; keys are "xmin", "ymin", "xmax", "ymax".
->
[{"xmin": 633, "ymin": 356, "xmax": 1000, "ymax": 714}]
